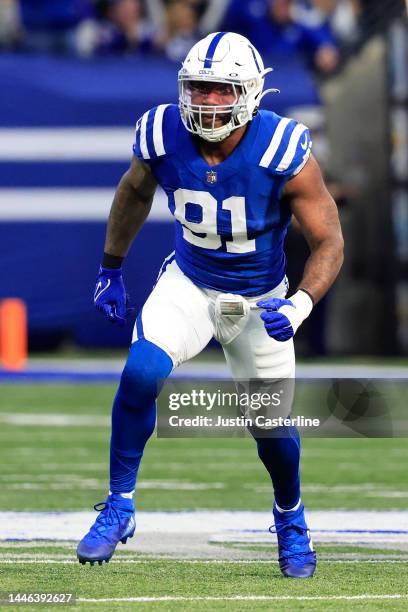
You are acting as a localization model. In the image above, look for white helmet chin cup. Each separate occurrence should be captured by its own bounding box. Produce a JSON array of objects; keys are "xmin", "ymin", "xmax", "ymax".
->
[{"xmin": 178, "ymin": 32, "xmax": 277, "ymax": 142}]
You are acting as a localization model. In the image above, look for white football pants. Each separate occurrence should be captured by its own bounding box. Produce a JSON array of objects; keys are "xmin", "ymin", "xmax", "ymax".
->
[{"xmin": 132, "ymin": 258, "xmax": 295, "ymax": 380}]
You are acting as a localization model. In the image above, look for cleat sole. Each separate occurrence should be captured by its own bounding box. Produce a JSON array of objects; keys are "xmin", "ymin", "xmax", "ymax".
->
[{"xmin": 78, "ymin": 557, "xmax": 111, "ymax": 566}]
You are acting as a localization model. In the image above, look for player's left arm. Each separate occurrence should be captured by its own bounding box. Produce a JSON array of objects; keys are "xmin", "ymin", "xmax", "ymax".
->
[
  {"xmin": 257, "ymin": 155, "xmax": 344, "ymax": 342},
  {"xmin": 285, "ymin": 154, "xmax": 344, "ymax": 304}
]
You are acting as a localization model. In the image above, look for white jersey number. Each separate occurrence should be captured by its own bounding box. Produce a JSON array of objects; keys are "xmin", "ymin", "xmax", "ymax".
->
[{"xmin": 174, "ymin": 189, "xmax": 256, "ymax": 254}]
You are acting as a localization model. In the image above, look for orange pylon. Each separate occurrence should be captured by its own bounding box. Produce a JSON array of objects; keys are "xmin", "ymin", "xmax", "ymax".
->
[{"xmin": 0, "ymin": 299, "xmax": 28, "ymax": 370}]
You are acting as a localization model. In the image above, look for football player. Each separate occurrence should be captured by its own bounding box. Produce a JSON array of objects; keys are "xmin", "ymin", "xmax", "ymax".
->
[{"xmin": 77, "ymin": 32, "xmax": 344, "ymax": 577}]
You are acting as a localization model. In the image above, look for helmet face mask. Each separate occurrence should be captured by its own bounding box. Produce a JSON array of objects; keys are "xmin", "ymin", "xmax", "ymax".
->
[
  {"xmin": 178, "ymin": 32, "xmax": 278, "ymax": 143},
  {"xmin": 179, "ymin": 78, "xmax": 248, "ymax": 142}
]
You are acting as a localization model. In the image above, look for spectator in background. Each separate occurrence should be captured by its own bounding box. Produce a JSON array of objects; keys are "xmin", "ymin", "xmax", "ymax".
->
[
  {"xmin": 146, "ymin": 0, "xmax": 230, "ymax": 37},
  {"xmin": 77, "ymin": 0, "xmax": 154, "ymax": 56},
  {"xmin": 358, "ymin": 0, "xmax": 405, "ymax": 41},
  {"xmin": 222, "ymin": 0, "xmax": 339, "ymax": 75},
  {"xmin": 295, "ymin": 1, "xmax": 361, "ymax": 48},
  {"xmin": 321, "ymin": 1, "xmax": 361, "ymax": 47},
  {"xmin": 193, "ymin": 0, "xmax": 231, "ymax": 36},
  {"xmin": 153, "ymin": 1, "xmax": 200, "ymax": 62},
  {"xmin": 19, "ymin": 0, "xmax": 94, "ymax": 54},
  {"xmin": 0, "ymin": 0, "xmax": 20, "ymax": 50}
]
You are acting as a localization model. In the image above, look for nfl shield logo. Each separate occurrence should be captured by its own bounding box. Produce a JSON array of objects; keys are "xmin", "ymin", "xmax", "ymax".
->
[{"xmin": 206, "ymin": 170, "xmax": 217, "ymax": 184}]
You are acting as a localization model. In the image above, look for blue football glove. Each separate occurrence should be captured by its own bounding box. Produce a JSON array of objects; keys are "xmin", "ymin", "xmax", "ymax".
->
[
  {"xmin": 257, "ymin": 290, "xmax": 313, "ymax": 342},
  {"xmin": 94, "ymin": 266, "xmax": 128, "ymax": 327}
]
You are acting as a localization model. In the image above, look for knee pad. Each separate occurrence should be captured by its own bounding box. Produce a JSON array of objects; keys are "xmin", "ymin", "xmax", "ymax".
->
[{"xmin": 118, "ymin": 338, "xmax": 173, "ymax": 409}]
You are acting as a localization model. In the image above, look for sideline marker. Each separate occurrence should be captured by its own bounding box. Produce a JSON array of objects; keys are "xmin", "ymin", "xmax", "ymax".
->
[{"xmin": 0, "ymin": 299, "xmax": 28, "ymax": 370}]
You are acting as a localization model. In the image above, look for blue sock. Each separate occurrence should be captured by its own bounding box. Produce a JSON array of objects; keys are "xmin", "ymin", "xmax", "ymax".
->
[
  {"xmin": 110, "ymin": 338, "xmax": 173, "ymax": 494},
  {"xmin": 256, "ymin": 425, "xmax": 301, "ymax": 510}
]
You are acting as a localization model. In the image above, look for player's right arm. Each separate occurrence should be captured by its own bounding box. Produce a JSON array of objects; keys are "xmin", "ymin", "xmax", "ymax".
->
[
  {"xmin": 104, "ymin": 156, "xmax": 157, "ymax": 258},
  {"xmin": 94, "ymin": 157, "xmax": 157, "ymax": 326}
]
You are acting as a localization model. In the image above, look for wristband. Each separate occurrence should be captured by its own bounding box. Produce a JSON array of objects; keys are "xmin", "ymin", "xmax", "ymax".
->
[
  {"xmin": 278, "ymin": 290, "xmax": 313, "ymax": 334},
  {"xmin": 102, "ymin": 252, "xmax": 124, "ymax": 269}
]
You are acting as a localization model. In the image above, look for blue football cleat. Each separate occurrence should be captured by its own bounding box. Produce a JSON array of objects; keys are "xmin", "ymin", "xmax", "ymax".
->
[
  {"xmin": 77, "ymin": 493, "xmax": 135, "ymax": 565},
  {"xmin": 270, "ymin": 502, "xmax": 316, "ymax": 578}
]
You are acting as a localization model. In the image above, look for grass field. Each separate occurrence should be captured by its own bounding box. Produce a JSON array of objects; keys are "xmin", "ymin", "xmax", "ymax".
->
[{"xmin": 1, "ymin": 382, "xmax": 408, "ymax": 610}]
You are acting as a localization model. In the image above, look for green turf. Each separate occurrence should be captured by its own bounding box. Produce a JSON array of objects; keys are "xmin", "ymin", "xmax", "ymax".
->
[
  {"xmin": 214, "ymin": 542, "xmax": 408, "ymax": 555},
  {"xmin": 1, "ymin": 383, "xmax": 408, "ymax": 610},
  {"xmin": 0, "ymin": 384, "xmax": 407, "ymax": 511},
  {"xmin": 1, "ymin": 544, "xmax": 408, "ymax": 611}
]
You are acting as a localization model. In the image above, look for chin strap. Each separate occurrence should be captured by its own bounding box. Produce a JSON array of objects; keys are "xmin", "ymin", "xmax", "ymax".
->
[{"xmin": 199, "ymin": 120, "xmax": 234, "ymax": 142}]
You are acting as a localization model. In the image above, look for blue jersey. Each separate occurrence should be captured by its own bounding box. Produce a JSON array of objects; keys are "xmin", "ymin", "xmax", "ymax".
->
[{"xmin": 133, "ymin": 104, "xmax": 311, "ymax": 296}]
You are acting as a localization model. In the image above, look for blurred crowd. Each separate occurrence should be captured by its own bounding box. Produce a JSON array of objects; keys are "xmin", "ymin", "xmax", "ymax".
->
[{"xmin": 0, "ymin": 0, "xmax": 405, "ymax": 74}]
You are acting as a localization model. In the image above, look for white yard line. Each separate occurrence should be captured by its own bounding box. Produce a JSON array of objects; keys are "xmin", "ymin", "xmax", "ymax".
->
[
  {"xmin": 0, "ymin": 479, "xmax": 225, "ymax": 492},
  {"xmin": 78, "ymin": 595, "xmax": 408, "ymax": 602},
  {"xmin": 0, "ymin": 413, "xmax": 110, "ymax": 427},
  {"xmin": 248, "ymin": 483, "xmax": 408, "ymax": 497}
]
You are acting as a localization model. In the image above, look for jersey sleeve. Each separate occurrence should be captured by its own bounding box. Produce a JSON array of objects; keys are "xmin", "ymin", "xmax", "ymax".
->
[
  {"xmin": 133, "ymin": 103, "xmax": 175, "ymax": 162},
  {"xmin": 258, "ymin": 115, "xmax": 312, "ymax": 179}
]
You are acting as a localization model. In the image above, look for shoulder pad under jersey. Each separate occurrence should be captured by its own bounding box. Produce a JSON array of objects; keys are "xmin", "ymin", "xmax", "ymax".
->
[
  {"xmin": 133, "ymin": 103, "xmax": 180, "ymax": 162},
  {"xmin": 255, "ymin": 110, "xmax": 312, "ymax": 178}
]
